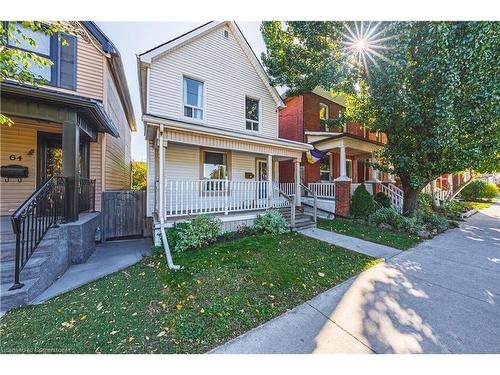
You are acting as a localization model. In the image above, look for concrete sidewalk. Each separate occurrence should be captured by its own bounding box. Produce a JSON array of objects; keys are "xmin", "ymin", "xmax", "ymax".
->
[
  {"xmin": 212, "ymin": 203, "xmax": 500, "ymax": 354},
  {"xmin": 32, "ymin": 238, "xmax": 152, "ymax": 304},
  {"xmin": 300, "ymin": 227, "xmax": 402, "ymax": 259}
]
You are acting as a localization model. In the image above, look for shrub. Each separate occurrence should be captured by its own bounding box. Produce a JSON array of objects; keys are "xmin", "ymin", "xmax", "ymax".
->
[
  {"xmin": 461, "ymin": 180, "xmax": 499, "ymax": 200},
  {"xmin": 418, "ymin": 192, "xmax": 433, "ymax": 213},
  {"xmin": 421, "ymin": 211, "xmax": 449, "ymax": 233},
  {"xmin": 252, "ymin": 211, "xmax": 289, "ymax": 234},
  {"xmin": 368, "ymin": 207, "xmax": 405, "ymax": 229},
  {"xmin": 175, "ymin": 215, "xmax": 222, "ymax": 252},
  {"xmin": 350, "ymin": 184, "xmax": 375, "ymax": 219},
  {"xmin": 441, "ymin": 200, "xmax": 466, "ymax": 220},
  {"xmin": 374, "ymin": 192, "xmax": 391, "ymax": 208}
]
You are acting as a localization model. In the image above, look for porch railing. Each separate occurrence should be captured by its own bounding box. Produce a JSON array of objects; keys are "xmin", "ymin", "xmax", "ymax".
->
[
  {"xmin": 307, "ymin": 182, "xmax": 335, "ymax": 198},
  {"xmin": 380, "ymin": 183, "xmax": 404, "ymax": 213},
  {"xmin": 9, "ymin": 176, "xmax": 66, "ymax": 290},
  {"xmin": 163, "ymin": 179, "xmax": 270, "ymax": 217},
  {"xmin": 78, "ymin": 178, "xmax": 96, "ymax": 213}
]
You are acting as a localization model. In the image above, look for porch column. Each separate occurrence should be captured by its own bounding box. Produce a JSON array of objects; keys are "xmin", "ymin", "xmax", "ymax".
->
[
  {"xmin": 294, "ymin": 158, "xmax": 301, "ymax": 207},
  {"xmin": 158, "ymin": 125, "xmax": 165, "ymax": 222},
  {"xmin": 334, "ymin": 144, "xmax": 351, "ymax": 217},
  {"xmin": 62, "ymin": 116, "xmax": 80, "ymax": 222},
  {"xmin": 267, "ymin": 154, "xmax": 273, "ymax": 208}
]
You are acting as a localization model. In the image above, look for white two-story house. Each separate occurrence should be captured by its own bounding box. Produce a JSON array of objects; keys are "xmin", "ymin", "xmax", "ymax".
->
[{"xmin": 137, "ymin": 21, "xmax": 312, "ymax": 241}]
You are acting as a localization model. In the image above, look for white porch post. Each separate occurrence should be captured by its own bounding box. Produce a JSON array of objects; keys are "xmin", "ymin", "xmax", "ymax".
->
[
  {"xmin": 336, "ymin": 144, "xmax": 351, "ymax": 181},
  {"xmin": 267, "ymin": 154, "xmax": 273, "ymax": 208},
  {"xmin": 294, "ymin": 158, "xmax": 301, "ymax": 206},
  {"xmin": 368, "ymin": 151, "xmax": 380, "ymax": 182},
  {"xmin": 158, "ymin": 125, "xmax": 165, "ymax": 221}
]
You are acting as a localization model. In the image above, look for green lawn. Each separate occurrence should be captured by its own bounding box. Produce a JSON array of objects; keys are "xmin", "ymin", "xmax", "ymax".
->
[
  {"xmin": 463, "ymin": 201, "xmax": 493, "ymax": 210},
  {"xmin": 318, "ymin": 218, "xmax": 422, "ymax": 250},
  {"xmin": 0, "ymin": 233, "xmax": 379, "ymax": 354}
]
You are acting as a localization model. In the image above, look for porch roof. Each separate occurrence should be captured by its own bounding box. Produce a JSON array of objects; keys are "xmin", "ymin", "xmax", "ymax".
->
[
  {"xmin": 311, "ymin": 132, "xmax": 384, "ymax": 155},
  {"xmin": 1, "ymin": 81, "xmax": 119, "ymax": 138},
  {"xmin": 144, "ymin": 113, "xmax": 312, "ymax": 159}
]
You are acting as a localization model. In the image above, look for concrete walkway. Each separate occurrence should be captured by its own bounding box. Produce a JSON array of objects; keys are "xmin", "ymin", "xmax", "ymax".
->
[
  {"xmin": 300, "ymin": 227, "xmax": 402, "ymax": 259},
  {"xmin": 32, "ymin": 238, "xmax": 152, "ymax": 304},
  {"xmin": 212, "ymin": 203, "xmax": 500, "ymax": 354}
]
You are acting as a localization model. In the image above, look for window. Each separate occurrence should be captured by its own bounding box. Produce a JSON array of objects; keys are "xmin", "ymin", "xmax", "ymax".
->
[
  {"xmin": 245, "ymin": 96, "xmax": 260, "ymax": 131},
  {"xmin": 5, "ymin": 22, "xmax": 77, "ymax": 89},
  {"xmin": 339, "ymin": 110, "xmax": 347, "ymax": 132},
  {"xmin": 376, "ymin": 131, "xmax": 382, "ymax": 142},
  {"xmin": 183, "ymin": 77, "xmax": 204, "ymax": 120},
  {"xmin": 319, "ymin": 103, "xmax": 329, "ymax": 120},
  {"xmin": 203, "ymin": 151, "xmax": 228, "ymax": 180},
  {"xmin": 346, "ymin": 159, "xmax": 353, "ymax": 179},
  {"xmin": 320, "ymin": 154, "xmax": 331, "ymax": 181}
]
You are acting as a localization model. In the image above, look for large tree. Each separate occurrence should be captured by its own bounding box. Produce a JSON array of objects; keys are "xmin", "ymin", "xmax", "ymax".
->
[{"xmin": 261, "ymin": 21, "xmax": 500, "ymax": 215}]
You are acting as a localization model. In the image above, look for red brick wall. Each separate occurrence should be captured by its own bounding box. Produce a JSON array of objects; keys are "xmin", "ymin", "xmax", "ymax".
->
[
  {"xmin": 279, "ymin": 160, "xmax": 295, "ymax": 183},
  {"xmin": 279, "ymin": 96, "xmax": 304, "ymax": 142},
  {"xmin": 302, "ymin": 92, "xmax": 344, "ymax": 131}
]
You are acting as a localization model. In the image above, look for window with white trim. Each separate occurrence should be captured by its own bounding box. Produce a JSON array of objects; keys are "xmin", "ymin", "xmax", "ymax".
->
[
  {"xmin": 339, "ymin": 110, "xmax": 347, "ymax": 132},
  {"xmin": 203, "ymin": 151, "xmax": 228, "ymax": 180},
  {"xmin": 183, "ymin": 76, "xmax": 204, "ymax": 120},
  {"xmin": 320, "ymin": 154, "xmax": 331, "ymax": 182},
  {"xmin": 319, "ymin": 103, "xmax": 329, "ymax": 120},
  {"xmin": 346, "ymin": 159, "xmax": 353, "ymax": 179},
  {"xmin": 245, "ymin": 96, "xmax": 260, "ymax": 131}
]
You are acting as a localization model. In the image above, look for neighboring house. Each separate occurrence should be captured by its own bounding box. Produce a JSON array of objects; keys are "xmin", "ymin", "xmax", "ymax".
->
[
  {"xmin": 0, "ymin": 21, "xmax": 135, "ymax": 309},
  {"xmin": 278, "ymin": 88, "xmax": 400, "ymax": 216},
  {"xmin": 137, "ymin": 21, "xmax": 312, "ymax": 243}
]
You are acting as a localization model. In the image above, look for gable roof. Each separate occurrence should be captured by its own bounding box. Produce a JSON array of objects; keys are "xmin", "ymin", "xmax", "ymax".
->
[{"xmin": 137, "ymin": 21, "xmax": 284, "ymax": 108}]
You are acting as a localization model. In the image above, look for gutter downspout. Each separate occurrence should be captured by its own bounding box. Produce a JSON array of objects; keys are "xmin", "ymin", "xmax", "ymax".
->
[{"xmin": 158, "ymin": 124, "xmax": 181, "ymax": 270}]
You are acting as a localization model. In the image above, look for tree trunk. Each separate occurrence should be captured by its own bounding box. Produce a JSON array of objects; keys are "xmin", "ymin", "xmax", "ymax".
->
[{"xmin": 402, "ymin": 187, "xmax": 420, "ymax": 216}]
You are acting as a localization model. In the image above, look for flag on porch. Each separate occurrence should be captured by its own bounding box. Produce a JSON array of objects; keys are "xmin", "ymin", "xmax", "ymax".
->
[{"xmin": 305, "ymin": 148, "xmax": 327, "ymax": 164}]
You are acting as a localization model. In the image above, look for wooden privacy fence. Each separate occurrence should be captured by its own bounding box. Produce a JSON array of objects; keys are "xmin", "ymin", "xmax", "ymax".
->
[{"xmin": 102, "ymin": 190, "xmax": 146, "ymax": 240}]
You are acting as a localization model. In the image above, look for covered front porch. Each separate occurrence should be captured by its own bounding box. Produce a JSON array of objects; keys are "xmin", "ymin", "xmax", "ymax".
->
[{"xmin": 144, "ymin": 117, "xmax": 312, "ymax": 230}]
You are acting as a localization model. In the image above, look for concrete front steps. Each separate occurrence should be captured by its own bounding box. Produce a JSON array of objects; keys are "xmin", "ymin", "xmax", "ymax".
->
[
  {"xmin": 277, "ymin": 207, "xmax": 316, "ymax": 231},
  {"xmin": 0, "ymin": 228, "xmax": 63, "ymax": 312}
]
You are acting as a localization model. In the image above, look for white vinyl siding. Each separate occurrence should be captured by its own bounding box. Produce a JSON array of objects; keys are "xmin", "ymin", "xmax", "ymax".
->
[{"xmin": 148, "ymin": 24, "xmax": 278, "ymax": 139}]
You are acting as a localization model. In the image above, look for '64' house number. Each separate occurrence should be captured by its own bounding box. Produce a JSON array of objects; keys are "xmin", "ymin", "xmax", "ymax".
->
[{"xmin": 9, "ymin": 155, "xmax": 22, "ymax": 161}]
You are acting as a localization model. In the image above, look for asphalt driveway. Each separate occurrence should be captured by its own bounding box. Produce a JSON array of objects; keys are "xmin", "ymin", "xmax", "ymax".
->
[{"xmin": 212, "ymin": 202, "xmax": 500, "ymax": 354}]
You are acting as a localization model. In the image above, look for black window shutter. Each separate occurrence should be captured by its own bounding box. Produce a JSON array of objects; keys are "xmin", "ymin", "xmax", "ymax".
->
[{"xmin": 58, "ymin": 34, "xmax": 77, "ymax": 90}]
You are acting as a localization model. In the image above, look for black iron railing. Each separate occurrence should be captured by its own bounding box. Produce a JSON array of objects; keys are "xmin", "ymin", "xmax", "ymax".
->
[
  {"xmin": 78, "ymin": 178, "xmax": 96, "ymax": 213},
  {"xmin": 10, "ymin": 176, "xmax": 66, "ymax": 290}
]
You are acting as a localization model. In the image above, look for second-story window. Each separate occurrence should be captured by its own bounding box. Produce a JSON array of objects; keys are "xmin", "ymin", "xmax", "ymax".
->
[
  {"xmin": 183, "ymin": 76, "xmax": 204, "ymax": 120},
  {"xmin": 6, "ymin": 22, "xmax": 77, "ymax": 90},
  {"xmin": 245, "ymin": 96, "xmax": 260, "ymax": 131},
  {"xmin": 319, "ymin": 103, "xmax": 329, "ymax": 120},
  {"xmin": 338, "ymin": 110, "xmax": 347, "ymax": 132}
]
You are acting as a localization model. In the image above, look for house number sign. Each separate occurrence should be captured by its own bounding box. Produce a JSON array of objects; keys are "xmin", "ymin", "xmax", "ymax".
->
[{"xmin": 9, "ymin": 155, "xmax": 22, "ymax": 161}]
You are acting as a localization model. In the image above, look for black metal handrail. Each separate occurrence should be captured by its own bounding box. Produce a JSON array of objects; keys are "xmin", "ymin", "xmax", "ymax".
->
[
  {"xmin": 10, "ymin": 176, "xmax": 66, "ymax": 290},
  {"xmin": 300, "ymin": 183, "xmax": 318, "ymax": 223},
  {"xmin": 78, "ymin": 178, "xmax": 96, "ymax": 213}
]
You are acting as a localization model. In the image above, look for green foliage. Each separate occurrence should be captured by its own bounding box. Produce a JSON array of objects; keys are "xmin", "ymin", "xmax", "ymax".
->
[
  {"xmin": 252, "ymin": 211, "xmax": 289, "ymax": 235},
  {"xmin": 418, "ymin": 192, "xmax": 433, "ymax": 213},
  {"xmin": 1, "ymin": 22, "xmax": 77, "ymax": 126},
  {"xmin": 261, "ymin": 21, "xmax": 500, "ymax": 215},
  {"xmin": 374, "ymin": 192, "xmax": 391, "ymax": 208},
  {"xmin": 131, "ymin": 161, "xmax": 147, "ymax": 191},
  {"xmin": 318, "ymin": 218, "xmax": 421, "ymax": 250},
  {"xmin": 441, "ymin": 200, "xmax": 467, "ymax": 220},
  {"xmin": 368, "ymin": 207, "xmax": 422, "ymax": 235},
  {"xmin": 461, "ymin": 180, "xmax": 499, "ymax": 200},
  {"xmin": 419, "ymin": 211, "xmax": 449, "ymax": 233},
  {"xmin": 350, "ymin": 184, "xmax": 375, "ymax": 218},
  {"xmin": 174, "ymin": 216, "xmax": 222, "ymax": 252}
]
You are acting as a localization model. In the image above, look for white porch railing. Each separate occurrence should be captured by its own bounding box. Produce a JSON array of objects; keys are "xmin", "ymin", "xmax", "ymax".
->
[
  {"xmin": 279, "ymin": 182, "xmax": 296, "ymax": 197},
  {"xmin": 307, "ymin": 182, "xmax": 335, "ymax": 198},
  {"xmin": 381, "ymin": 183, "xmax": 404, "ymax": 213},
  {"xmin": 158, "ymin": 179, "xmax": 295, "ymax": 218}
]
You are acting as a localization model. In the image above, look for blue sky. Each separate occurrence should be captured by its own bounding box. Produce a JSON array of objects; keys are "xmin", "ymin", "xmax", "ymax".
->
[{"xmin": 96, "ymin": 22, "xmax": 265, "ymax": 161}]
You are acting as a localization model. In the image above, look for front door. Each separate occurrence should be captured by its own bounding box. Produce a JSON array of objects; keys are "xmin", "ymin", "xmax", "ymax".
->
[
  {"xmin": 37, "ymin": 132, "xmax": 63, "ymax": 186},
  {"xmin": 256, "ymin": 159, "xmax": 268, "ymax": 199}
]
